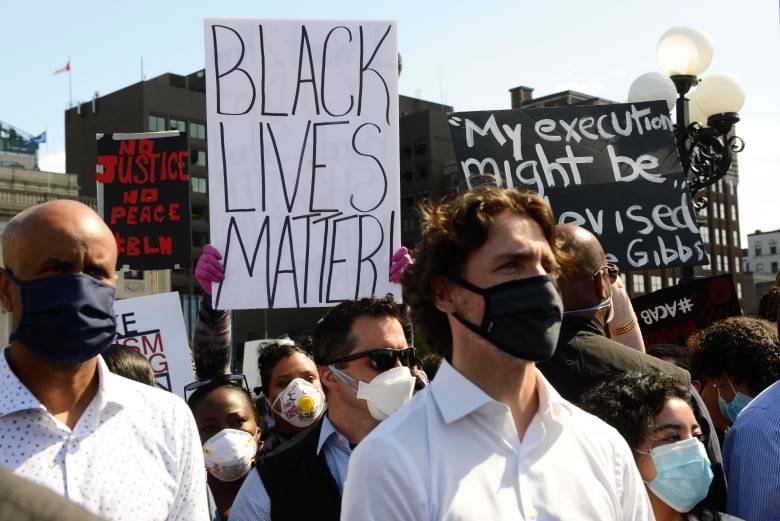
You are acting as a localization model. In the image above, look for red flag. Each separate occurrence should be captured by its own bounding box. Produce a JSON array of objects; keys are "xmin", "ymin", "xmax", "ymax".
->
[{"xmin": 54, "ymin": 60, "xmax": 70, "ymax": 75}]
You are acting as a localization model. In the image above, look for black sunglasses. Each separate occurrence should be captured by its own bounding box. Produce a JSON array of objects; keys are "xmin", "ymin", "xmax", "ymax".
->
[
  {"xmin": 329, "ymin": 347, "xmax": 418, "ymax": 372},
  {"xmin": 184, "ymin": 373, "xmax": 249, "ymax": 402},
  {"xmin": 593, "ymin": 264, "xmax": 619, "ymax": 284}
]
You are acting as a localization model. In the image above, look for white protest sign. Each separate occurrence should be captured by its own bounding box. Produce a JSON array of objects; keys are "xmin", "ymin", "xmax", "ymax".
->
[
  {"xmin": 113, "ymin": 292, "xmax": 195, "ymax": 398},
  {"xmin": 204, "ymin": 18, "xmax": 401, "ymax": 310},
  {"xmin": 242, "ymin": 339, "xmax": 264, "ymax": 397}
]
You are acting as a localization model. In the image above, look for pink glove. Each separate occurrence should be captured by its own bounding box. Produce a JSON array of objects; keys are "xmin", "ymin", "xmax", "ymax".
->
[
  {"xmin": 389, "ymin": 246, "xmax": 413, "ymax": 283},
  {"xmin": 195, "ymin": 244, "xmax": 225, "ymax": 295}
]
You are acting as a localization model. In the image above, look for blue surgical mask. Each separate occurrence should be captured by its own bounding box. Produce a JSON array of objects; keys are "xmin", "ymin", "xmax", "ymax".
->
[
  {"xmin": 7, "ymin": 271, "xmax": 117, "ymax": 365},
  {"xmin": 643, "ymin": 437, "xmax": 714, "ymax": 513},
  {"xmin": 717, "ymin": 379, "xmax": 752, "ymax": 423}
]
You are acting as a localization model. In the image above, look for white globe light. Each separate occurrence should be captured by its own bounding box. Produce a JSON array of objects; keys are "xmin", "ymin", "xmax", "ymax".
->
[
  {"xmin": 657, "ymin": 26, "xmax": 713, "ymax": 77},
  {"xmin": 628, "ymin": 72, "xmax": 677, "ymax": 112},
  {"xmin": 687, "ymin": 94, "xmax": 709, "ymax": 127},
  {"xmin": 693, "ymin": 72, "xmax": 746, "ymax": 117}
]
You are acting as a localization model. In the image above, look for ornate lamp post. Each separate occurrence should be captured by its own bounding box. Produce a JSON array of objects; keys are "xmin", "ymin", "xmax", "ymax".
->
[{"xmin": 628, "ymin": 26, "xmax": 745, "ymax": 281}]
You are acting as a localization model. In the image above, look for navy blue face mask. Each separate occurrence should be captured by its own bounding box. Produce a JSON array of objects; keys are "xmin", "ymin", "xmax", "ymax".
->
[
  {"xmin": 449, "ymin": 274, "xmax": 563, "ymax": 362},
  {"xmin": 6, "ymin": 271, "xmax": 117, "ymax": 365}
]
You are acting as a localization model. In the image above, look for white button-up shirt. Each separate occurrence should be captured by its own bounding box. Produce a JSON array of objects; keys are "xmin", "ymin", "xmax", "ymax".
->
[
  {"xmin": 341, "ymin": 360, "xmax": 654, "ymax": 520},
  {"xmin": 0, "ymin": 347, "xmax": 209, "ymax": 521}
]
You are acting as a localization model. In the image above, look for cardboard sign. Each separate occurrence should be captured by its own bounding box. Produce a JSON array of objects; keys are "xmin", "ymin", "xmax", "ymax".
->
[
  {"xmin": 96, "ymin": 132, "xmax": 192, "ymax": 270},
  {"xmin": 113, "ymin": 292, "xmax": 195, "ymax": 398},
  {"xmin": 631, "ymin": 274, "xmax": 742, "ymax": 346},
  {"xmin": 448, "ymin": 102, "xmax": 707, "ymax": 270},
  {"xmin": 204, "ymin": 18, "xmax": 401, "ymax": 310}
]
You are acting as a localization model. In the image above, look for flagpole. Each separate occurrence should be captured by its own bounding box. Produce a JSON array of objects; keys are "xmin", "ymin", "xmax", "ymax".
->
[{"xmin": 68, "ymin": 56, "xmax": 72, "ymax": 108}]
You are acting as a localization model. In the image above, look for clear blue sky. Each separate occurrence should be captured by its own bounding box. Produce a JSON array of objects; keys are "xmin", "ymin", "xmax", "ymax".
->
[{"xmin": 3, "ymin": 0, "xmax": 777, "ymax": 244}]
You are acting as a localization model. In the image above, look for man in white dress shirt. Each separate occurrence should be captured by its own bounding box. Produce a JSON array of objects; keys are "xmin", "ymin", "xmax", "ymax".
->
[
  {"xmin": 341, "ymin": 186, "xmax": 654, "ymax": 520},
  {"xmin": 0, "ymin": 200, "xmax": 208, "ymax": 521}
]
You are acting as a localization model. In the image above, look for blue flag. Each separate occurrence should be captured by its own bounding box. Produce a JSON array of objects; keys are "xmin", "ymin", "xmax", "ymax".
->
[{"xmin": 24, "ymin": 131, "xmax": 46, "ymax": 146}]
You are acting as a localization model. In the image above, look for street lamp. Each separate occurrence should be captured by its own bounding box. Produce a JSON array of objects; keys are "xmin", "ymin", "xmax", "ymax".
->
[{"xmin": 628, "ymin": 26, "xmax": 745, "ymax": 280}]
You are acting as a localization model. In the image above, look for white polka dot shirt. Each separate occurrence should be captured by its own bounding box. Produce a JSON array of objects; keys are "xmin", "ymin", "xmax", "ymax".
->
[{"xmin": 0, "ymin": 347, "xmax": 209, "ymax": 521}]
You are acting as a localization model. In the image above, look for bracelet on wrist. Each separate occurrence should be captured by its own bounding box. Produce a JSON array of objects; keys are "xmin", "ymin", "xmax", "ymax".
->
[{"xmin": 609, "ymin": 317, "xmax": 637, "ymax": 336}]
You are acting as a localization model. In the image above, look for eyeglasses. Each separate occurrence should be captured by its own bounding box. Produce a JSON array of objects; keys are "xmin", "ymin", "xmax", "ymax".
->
[
  {"xmin": 184, "ymin": 373, "xmax": 249, "ymax": 402},
  {"xmin": 593, "ymin": 264, "xmax": 619, "ymax": 284},
  {"xmin": 329, "ymin": 347, "xmax": 418, "ymax": 372}
]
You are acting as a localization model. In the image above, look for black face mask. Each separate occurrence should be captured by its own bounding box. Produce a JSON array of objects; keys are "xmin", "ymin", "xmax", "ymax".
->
[{"xmin": 449, "ymin": 274, "xmax": 563, "ymax": 362}]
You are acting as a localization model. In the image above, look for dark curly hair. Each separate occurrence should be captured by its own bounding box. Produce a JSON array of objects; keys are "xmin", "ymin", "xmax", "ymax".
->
[
  {"xmin": 312, "ymin": 295, "xmax": 402, "ymax": 366},
  {"xmin": 579, "ymin": 370, "xmax": 690, "ymax": 450},
  {"xmin": 256, "ymin": 339, "xmax": 314, "ymax": 398},
  {"xmin": 401, "ymin": 186, "xmax": 557, "ymax": 360},
  {"xmin": 687, "ymin": 316, "xmax": 780, "ymax": 395}
]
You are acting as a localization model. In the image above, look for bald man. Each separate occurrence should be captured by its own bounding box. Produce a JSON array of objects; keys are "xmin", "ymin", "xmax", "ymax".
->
[
  {"xmin": 538, "ymin": 223, "xmax": 690, "ymax": 398},
  {"xmin": 0, "ymin": 200, "xmax": 208, "ymax": 521}
]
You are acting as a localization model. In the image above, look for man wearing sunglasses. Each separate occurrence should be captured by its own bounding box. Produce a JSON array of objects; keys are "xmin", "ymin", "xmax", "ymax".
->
[
  {"xmin": 538, "ymin": 223, "xmax": 691, "ymax": 401},
  {"xmin": 341, "ymin": 187, "xmax": 653, "ymax": 520},
  {"xmin": 230, "ymin": 295, "xmax": 416, "ymax": 521}
]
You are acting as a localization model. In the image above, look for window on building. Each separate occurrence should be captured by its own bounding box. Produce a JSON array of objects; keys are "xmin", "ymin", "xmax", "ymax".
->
[
  {"xmin": 416, "ymin": 165, "xmax": 428, "ymax": 180},
  {"xmin": 729, "ymin": 179, "xmax": 735, "ymax": 196},
  {"xmin": 632, "ymin": 274, "xmax": 645, "ymax": 294},
  {"xmin": 149, "ymin": 115, "xmax": 166, "ymax": 131},
  {"xmin": 773, "ymin": 262, "xmax": 779, "ymax": 274},
  {"xmin": 719, "ymin": 203, "xmax": 725, "ymax": 221},
  {"xmin": 756, "ymin": 242, "xmax": 763, "ymax": 256},
  {"xmin": 191, "ymin": 149, "xmax": 207, "ymax": 167},
  {"xmin": 193, "ymin": 231, "xmax": 209, "ymax": 247},
  {"xmin": 191, "ymin": 176, "xmax": 207, "ymax": 194},
  {"xmin": 771, "ymin": 240, "xmax": 777, "ymax": 255},
  {"xmin": 730, "ymin": 205, "xmax": 737, "ymax": 221},
  {"xmin": 716, "ymin": 255, "xmax": 722, "ymax": 272},
  {"xmin": 402, "ymin": 216, "xmax": 418, "ymax": 232},
  {"xmin": 732, "ymin": 231, "xmax": 739, "ymax": 247},
  {"xmin": 413, "ymin": 140, "xmax": 427, "ymax": 156},
  {"xmin": 650, "ymin": 275, "xmax": 662, "ymax": 292},
  {"xmin": 169, "ymin": 118, "xmax": 186, "ymax": 132},
  {"xmin": 700, "ymin": 227, "xmax": 709, "ymax": 244},
  {"xmin": 702, "ymin": 255, "xmax": 711, "ymax": 271},
  {"xmin": 734, "ymin": 257, "xmax": 740, "ymax": 273},
  {"xmin": 700, "ymin": 204, "xmax": 709, "ymax": 218},
  {"xmin": 721, "ymin": 229, "xmax": 727, "ymax": 245},
  {"xmin": 757, "ymin": 263, "xmax": 764, "ymax": 272},
  {"xmin": 123, "ymin": 270, "xmax": 144, "ymax": 280},
  {"xmin": 190, "ymin": 121, "xmax": 206, "ymax": 140},
  {"xmin": 712, "ymin": 203, "xmax": 719, "ymax": 219},
  {"xmin": 713, "ymin": 229, "xmax": 720, "ymax": 245},
  {"xmin": 667, "ymin": 277, "xmax": 675, "ymax": 287},
  {"xmin": 737, "ymin": 282, "xmax": 742, "ymax": 299},
  {"xmin": 402, "ymin": 170, "xmax": 413, "ymax": 183},
  {"xmin": 402, "ymin": 193, "xmax": 415, "ymax": 207},
  {"xmin": 191, "ymin": 204, "xmax": 208, "ymax": 220},
  {"xmin": 400, "ymin": 144, "xmax": 412, "ymax": 159}
]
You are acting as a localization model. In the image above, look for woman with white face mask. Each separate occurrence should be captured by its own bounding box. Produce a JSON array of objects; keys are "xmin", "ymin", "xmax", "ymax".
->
[
  {"xmin": 186, "ymin": 374, "xmax": 262, "ymax": 521},
  {"xmin": 256, "ymin": 340, "xmax": 326, "ymax": 453},
  {"xmin": 581, "ymin": 371, "xmax": 744, "ymax": 521}
]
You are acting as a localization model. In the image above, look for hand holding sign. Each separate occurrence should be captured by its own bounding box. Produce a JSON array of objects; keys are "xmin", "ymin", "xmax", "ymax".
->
[
  {"xmin": 195, "ymin": 244, "xmax": 226, "ymax": 296},
  {"xmin": 390, "ymin": 246, "xmax": 413, "ymax": 283}
]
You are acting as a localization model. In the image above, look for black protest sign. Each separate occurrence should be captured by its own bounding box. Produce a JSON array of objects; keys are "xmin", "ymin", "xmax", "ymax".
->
[
  {"xmin": 96, "ymin": 132, "xmax": 191, "ymax": 270},
  {"xmin": 632, "ymin": 274, "xmax": 742, "ymax": 345},
  {"xmin": 448, "ymin": 102, "xmax": 707, "ymax": 270},
  {"xmin": 204, "ymin": 19, "xmax": 400, "ymax": 310}
]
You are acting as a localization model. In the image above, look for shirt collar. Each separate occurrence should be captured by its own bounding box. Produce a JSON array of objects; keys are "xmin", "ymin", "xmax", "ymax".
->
[
  {"xmin": 0, "ymin": 346, "xmax": 130, "ymax": 418},
  {"xmin": 317, "ymin": 413, "xmax": 346, "ymax": 455},
  {"xmin": 430, "ymin": 359, "xmax": 575, "ymax": 424}
]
